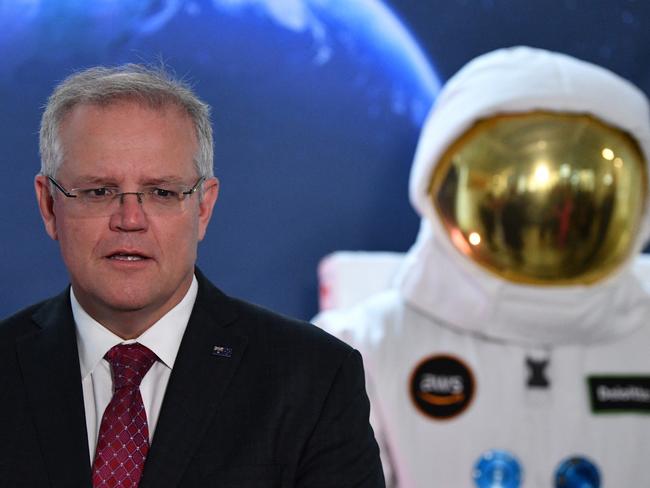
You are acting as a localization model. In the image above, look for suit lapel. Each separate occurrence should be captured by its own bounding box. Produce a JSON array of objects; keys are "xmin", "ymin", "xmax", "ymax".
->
[
  {"xmin": 15, "ymin": 290, "xmax": 92, "ymax": 488},
  {"xmin": 140, "ymin": 272, "xmax": 248, "ymax": 488}
]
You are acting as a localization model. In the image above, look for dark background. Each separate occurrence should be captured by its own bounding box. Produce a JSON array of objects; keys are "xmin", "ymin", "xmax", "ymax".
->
[{"xmin": 1, "ymin": 0, "xmax": 649, "ymax": 321}]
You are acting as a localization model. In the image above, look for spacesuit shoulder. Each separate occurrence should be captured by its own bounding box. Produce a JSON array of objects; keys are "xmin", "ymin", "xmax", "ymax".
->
[{"xmin": 314, "ymin": 289, "xmax": 403, "ymax": 352}]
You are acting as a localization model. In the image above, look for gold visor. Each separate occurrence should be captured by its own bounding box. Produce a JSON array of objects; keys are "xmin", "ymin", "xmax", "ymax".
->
[{"xmin": 430, "ymin": 111, "xmax": 647, "ymax": 285}]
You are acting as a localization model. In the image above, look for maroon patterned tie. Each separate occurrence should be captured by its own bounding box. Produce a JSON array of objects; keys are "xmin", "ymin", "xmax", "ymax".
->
[{"xmin": 92, "ymin": 343, "xmax": 158, "ymax": 487}]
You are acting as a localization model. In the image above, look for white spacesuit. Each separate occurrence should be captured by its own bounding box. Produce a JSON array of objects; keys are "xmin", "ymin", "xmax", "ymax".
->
[{"xmin": 315, "ymin": 47, "xmax": 650, "ymax": 487}]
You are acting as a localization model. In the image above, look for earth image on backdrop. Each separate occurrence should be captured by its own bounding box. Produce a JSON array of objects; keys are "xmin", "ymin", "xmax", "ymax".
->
[{"xmin": 0, "ymin": 0, "xmax": 440, "ymax": 318}]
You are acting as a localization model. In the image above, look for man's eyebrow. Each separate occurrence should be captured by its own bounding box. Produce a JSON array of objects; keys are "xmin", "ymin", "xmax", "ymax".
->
[
  {"xmin": 69, "ymin": 175, "xmax": 188, "ymax": 186},
  {"xmin": 70, "ymin": 176, "xmax": 120, "ymax": 186},
  {"xmin": 141, "ymin": 176, "xmax": 186, "ymax": 185}
]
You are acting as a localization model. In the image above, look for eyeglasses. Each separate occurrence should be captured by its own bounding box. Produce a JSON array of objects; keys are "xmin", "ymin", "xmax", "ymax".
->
[{"xmin": 47, "ymin": 175, "xmax": 206, "ymax": 217}]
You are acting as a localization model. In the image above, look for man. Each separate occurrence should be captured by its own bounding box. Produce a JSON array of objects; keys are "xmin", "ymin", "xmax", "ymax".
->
[
  {"xmin": 316, "ymin": 47, "xmax": 650, "ymax": 486},
  {"xmin": 0, "ymin": 65, "xmax": 384, "ymax": 487}
]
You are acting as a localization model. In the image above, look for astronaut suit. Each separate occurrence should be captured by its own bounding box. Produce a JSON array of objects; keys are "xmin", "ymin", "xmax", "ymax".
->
[{"xmin": 315, "ymin": 47, "xmax": 650, "ymax": 487}]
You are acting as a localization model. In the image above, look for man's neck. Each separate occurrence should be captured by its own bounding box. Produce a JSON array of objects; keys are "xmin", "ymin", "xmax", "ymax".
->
[
  {"xmin": 92, "ymin": 311, "xmax": 164, "ymax": 339},
  {"xmin": 71, "ymin": 279, "xmax": 194, "ymax": 339}
]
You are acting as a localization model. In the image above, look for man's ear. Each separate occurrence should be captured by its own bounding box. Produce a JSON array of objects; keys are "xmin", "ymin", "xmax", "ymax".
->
[
  {"xmin": 35, "ymin": 175, "xmax": 59, "ymax": 241},
  {"xmin": 197, "ymin": 176, "xmax": 219, "ymax": 242}
]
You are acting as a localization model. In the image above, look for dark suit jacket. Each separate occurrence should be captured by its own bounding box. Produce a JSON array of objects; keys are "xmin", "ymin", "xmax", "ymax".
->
[{"xmin": 0, "ymin": 269, "xmax": 384, "ymax": 487}]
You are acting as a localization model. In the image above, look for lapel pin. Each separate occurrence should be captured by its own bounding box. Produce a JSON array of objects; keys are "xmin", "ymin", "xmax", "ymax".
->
[{"xmin": 212, "ymin": 345, "xmax": 233, "ymax": 358}]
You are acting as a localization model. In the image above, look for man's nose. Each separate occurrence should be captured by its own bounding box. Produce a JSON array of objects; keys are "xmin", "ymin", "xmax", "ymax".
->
[{"xmin": 109, "ymin": 192, "xmax": 148, "ymax": 231}]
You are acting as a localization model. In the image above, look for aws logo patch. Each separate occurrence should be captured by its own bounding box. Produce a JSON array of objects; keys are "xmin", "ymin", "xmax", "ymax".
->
[{"xmin": 410, "ymin": 354, "xmax": 475, "ymax": 420}]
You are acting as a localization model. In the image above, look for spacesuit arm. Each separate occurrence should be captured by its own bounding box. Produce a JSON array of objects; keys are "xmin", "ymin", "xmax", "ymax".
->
[{"xmin": 366, "ymin": 371, "xmax": 398, "ymax": 487}]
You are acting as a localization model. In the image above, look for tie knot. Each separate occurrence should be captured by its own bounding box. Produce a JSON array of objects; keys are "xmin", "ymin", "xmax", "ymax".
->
[{"xmin": 105, "ymin": 343, "xmax": 157, "ymax": 389}]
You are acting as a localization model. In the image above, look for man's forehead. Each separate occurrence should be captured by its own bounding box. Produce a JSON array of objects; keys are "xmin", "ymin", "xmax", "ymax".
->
[
  {"xmin": 57, "ymin": 98, "xmax": 198, "ymax": 148},
  {"xmin": 56, "ymin": 99, "xmax": 199, "ymax": 181},
  {"xmin": 60, "ymin": 97, "xmax": 192, "ymax": 126}
]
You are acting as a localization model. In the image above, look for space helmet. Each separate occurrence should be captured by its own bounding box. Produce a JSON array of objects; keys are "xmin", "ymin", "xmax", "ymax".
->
[{"xmin": 409, "ymin": 46, "xmax": 650, "ymax": 286}]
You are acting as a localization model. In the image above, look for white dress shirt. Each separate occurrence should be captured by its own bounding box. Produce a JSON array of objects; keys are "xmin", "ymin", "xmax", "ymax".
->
[{"xmin": 72, "ymin": 276, "xmax": 198, "ymax": 463}]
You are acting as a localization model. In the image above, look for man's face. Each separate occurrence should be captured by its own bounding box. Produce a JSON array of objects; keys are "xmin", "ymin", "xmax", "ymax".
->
[{"xmin": 35, "ymin": 101, "xmax": 218, "ymax": 330}]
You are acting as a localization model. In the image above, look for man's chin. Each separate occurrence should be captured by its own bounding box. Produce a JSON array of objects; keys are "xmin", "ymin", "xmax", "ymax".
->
[
  {"xmin": 73, "ymin": 282, "xmax": 157, "ymax": 315},
  {"xmin": 71, "ymin": 269, "xmax": 194, "ymax": 325},
  {"xmin": 98, "ymin": 284, "xmax": 167, "ymax": 313},
  {"xmin": 101, "ymin": 297, "xmax": 151, "ymax": 313}
]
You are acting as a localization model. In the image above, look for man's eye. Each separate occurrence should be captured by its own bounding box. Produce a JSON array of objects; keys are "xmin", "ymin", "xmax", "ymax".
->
[
  {"xmin": 151, "ymin": 188, "xmax": 179, "ymax": 199},
  {"xmin": 79, "ymin": 188, "xmax": 115, "ymax": 199}
]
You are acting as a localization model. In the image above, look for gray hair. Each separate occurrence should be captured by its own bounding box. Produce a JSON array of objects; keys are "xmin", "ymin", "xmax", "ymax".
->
[{"xmin": 39, "ymin": 64, "xmax": 213, "ymax": 178}]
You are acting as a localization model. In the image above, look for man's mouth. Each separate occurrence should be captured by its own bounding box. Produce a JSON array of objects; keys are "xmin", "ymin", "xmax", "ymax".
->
[{"xmin": 107, "ymin": 253, "xmax": 149, "ymax": 261}]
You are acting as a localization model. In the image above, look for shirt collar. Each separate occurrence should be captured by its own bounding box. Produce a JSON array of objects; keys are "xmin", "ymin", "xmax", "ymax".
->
[{"xmin": 73, "ymin": 275, "xmax": 198, "ymax": 379}]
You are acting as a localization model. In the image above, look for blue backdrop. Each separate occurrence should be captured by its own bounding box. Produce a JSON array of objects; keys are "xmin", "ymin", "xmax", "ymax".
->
[{"xmin": 1, "ymin": 0, "xmax": 649, "ymax": 320}]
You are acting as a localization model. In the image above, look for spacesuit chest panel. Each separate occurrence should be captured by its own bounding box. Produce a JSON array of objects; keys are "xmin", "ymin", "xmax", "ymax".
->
[{"xmin": 363, "ymin": 300, "xmax": 650, "ymax": 487}]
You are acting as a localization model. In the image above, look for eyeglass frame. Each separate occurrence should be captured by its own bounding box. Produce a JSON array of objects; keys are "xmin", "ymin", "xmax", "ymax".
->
[{"xmin": 46, "ymin": 175, "xmax": 206, "ymax": 208}]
